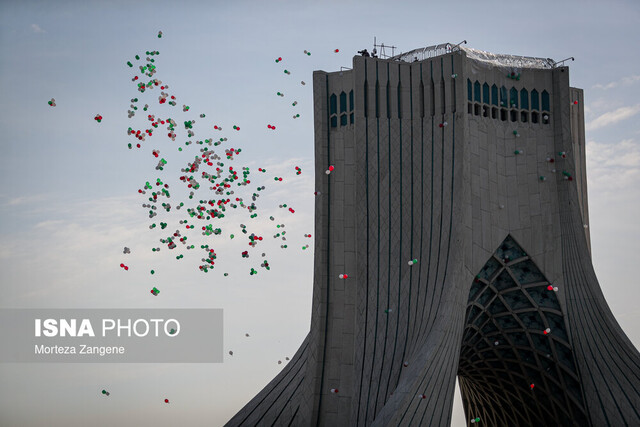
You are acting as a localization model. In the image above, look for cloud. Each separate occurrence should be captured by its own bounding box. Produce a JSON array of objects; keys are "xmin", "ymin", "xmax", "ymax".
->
[
  {"xmin": 30, "ymin": 24, "xmax": 45, "ymax": 34},
  {"xmin": 593, "ymin": 75, "xmax": 640, "ymax": 90},
  {"xmin": 586, "ymin": 138, "xmax": 640, "ymax": 197},
  {"xmin": 586, "ymin": 105, "xmax": 640, "ymax": 131}
]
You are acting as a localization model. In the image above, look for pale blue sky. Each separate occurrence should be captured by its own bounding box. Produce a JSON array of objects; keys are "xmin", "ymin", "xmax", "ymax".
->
[{"xmin": 1, "ymin": 1, "xmax": 639, "ymax": 426}]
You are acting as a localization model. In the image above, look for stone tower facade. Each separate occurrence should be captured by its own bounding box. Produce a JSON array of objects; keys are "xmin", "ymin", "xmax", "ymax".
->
[{"xmin": 226, "ymin": 44, "xmax": 640, "ymax": 426}]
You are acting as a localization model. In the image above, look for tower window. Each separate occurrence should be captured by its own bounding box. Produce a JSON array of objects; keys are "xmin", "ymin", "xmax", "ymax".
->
[
  {"xmin": 531, "ymin": 89, "xmax": 539, "ymax": 110},
  {"xmin": 500, "ymin": 86, "xmax": 508, "ymax": 107},
  {"xmin": 474, "ymin": 81, "xmax": 481, "ymax": 103},
  {"xmin": 349, "ymin": 90, "xmax": 354, "ymax": 111},
  {"xmin": 531, "ymin": 111, "xmax": 539, "ymax": 123},
  {"xmin": 330, "ymin": 94, "xmax": 337, "ymax": 115},
  {"xmin": 510, "ymin": 87, "xmax": 518, "ymax": 108},
  {"xmin": 520, "ymin": 89, "xmax": 529, "ymax": 110},
  {"xmin": 541, "ymin": 90, "xmax": 550, "ymax": 111},
  {"xmin": 340, "ymin": 91, "xmax": 347, "ymax": 113},
  {"xmin": 491, "ymin": 84, "xmax": 498, "ymax": 106},
  {"xmin": 483, "ymin": 83, "xmax": 490, "ymax": 104},
  {"xmin": 467, "ymin": 79, "xmax": 472, "ymax": 102}
]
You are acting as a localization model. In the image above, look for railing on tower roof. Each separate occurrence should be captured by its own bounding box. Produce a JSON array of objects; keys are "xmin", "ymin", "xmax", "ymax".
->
[{"xmin": 390, "ymin": 43, "xmax": 557, "ymax": 69}]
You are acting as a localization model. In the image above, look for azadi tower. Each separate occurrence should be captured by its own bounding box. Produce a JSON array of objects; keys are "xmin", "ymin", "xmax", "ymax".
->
[{"xmin": 227, "ymin": 44, "xmax": 640, "ymax": 426}]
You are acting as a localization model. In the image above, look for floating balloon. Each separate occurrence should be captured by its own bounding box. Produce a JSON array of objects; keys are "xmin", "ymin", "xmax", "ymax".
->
[
  {"xmin": 330, "ymin": 388, "xmax": 338, "ymax": 394},
  {"xmin": 102, "ymin": 389, "xmax": 110, "ymax": 396},
  {"xmin": 48, "ymin": 98, "xmax": 56, "ymax": 107},
  {"xmin": 164, "ymin": 399, "xmax": 169, "ymax": 403}
]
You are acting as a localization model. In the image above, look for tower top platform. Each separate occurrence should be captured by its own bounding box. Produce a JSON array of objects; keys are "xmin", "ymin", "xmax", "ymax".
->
[{"xmin": 390, "ymin": 42, "xmax": 557, "ymax": 69}]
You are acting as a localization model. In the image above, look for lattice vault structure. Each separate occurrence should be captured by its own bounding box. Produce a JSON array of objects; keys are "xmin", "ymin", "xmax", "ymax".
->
[{"xmin": 226, "ymin": 45, "xmax": 640, "ymax": 426}]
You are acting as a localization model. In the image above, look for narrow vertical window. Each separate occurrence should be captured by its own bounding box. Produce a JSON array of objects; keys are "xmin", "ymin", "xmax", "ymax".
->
[
  {"xmin": 474, "ymin": 81, "xmax": 481, "ymax": 103},
  {"xmin": 510, "ymin": 87, "xmax": 518, "ymax": 108},
  {"xmin": 541, "ymin": 90, "xmax": 550, "ymax": 111},
  {"xmin": 483, "ymin": 83, "xmax": 490, "ymax": 104},
  {"xmin": 520, "ymin": 89, "xmax": 529, "ymax": 110},
  {"xmin": 339, "ymin": 91, "xmax": 347, "ymax": 113},
  {"xmin": 500, "ymin": 86, "xmax": 507, "ymax": 107},
  {"xmin": 491, "ymin": 84, "xmax": 498, "ymax": 106},
  {"xmin": 531, "ymin": 89, "xmax": 539, "ymax": 110},
  {"xmin": 467, "ymin": 79, "xmax": 473, "ymax": 102},
  {"xmin": 330, "ymin": 94, "xmax": 337, "ymax": 115},
  {"xmin": 349, "ymin": 90, "xmax": 354, "ymax": 111}
]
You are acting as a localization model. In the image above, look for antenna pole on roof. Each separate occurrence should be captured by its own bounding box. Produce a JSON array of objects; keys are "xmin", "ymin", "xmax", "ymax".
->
[
  {"xmin": 554, "ymin": 57, "xmax": 575, "ymax": 67},
  {"xmin": 453, "ymin": 40, "xmax": 467, "ymax": 50},
  {"xmin": 373, "ymin": 38, "xmax": 397, "ymax": 59}
]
